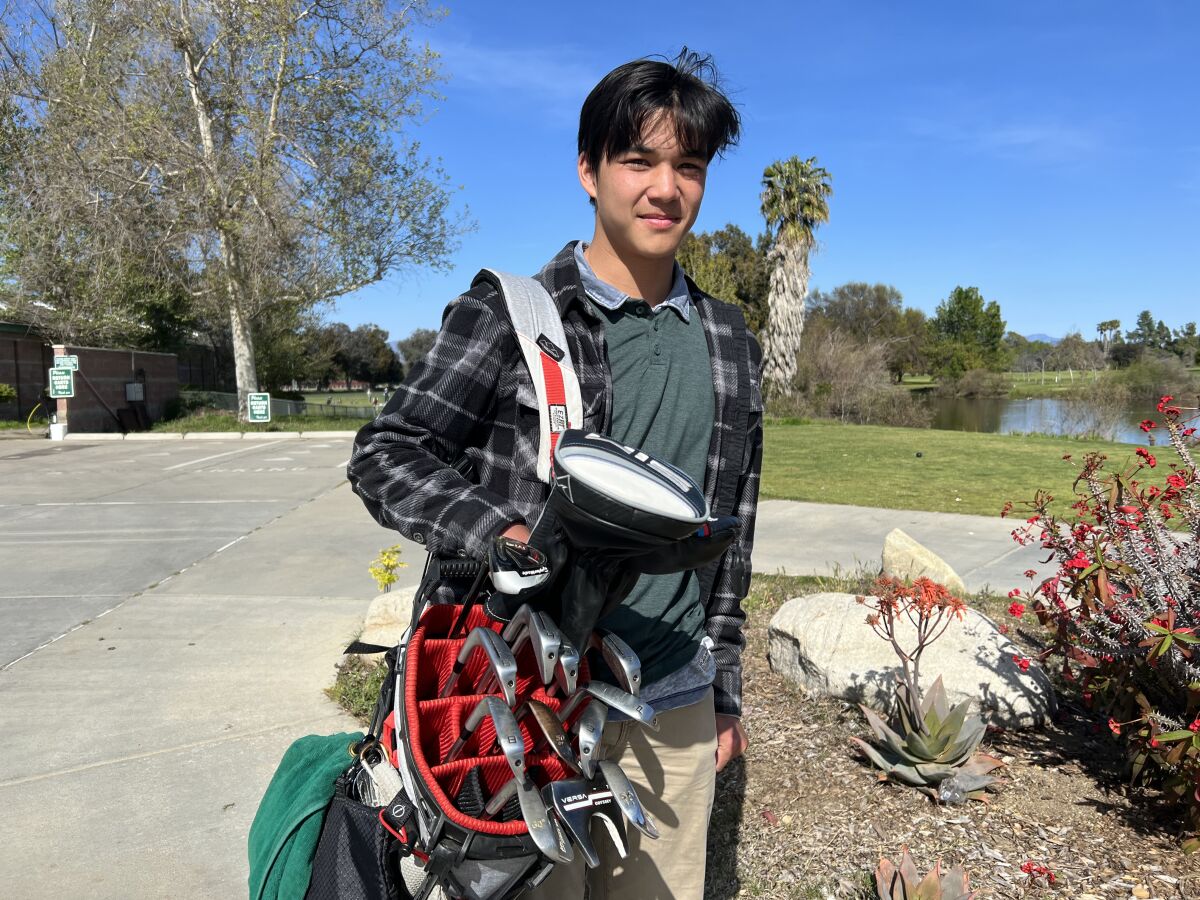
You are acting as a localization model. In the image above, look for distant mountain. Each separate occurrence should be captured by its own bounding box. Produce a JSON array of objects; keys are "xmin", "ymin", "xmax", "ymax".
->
[{"xmin": 1024, "ymin": 333, "xmax": 1060, "ymax": 345}]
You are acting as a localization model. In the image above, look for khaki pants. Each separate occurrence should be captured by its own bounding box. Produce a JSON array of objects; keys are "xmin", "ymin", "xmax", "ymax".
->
[{"xmin": 525, "ymin": 688, "xmax": 717, "ymax": 900}]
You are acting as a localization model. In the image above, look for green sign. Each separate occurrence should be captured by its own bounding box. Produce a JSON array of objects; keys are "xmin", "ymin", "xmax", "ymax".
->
[
  {"xmin": 54, "ymin": 355, "xmax": 79, "ymax": 371},
  {"xmin": 248, "ymin": 392, "xmax": 271, "ymax": 423},
  {"xmin": 49, "ymin": 367, "xmax": 74, "ymax": 398}
]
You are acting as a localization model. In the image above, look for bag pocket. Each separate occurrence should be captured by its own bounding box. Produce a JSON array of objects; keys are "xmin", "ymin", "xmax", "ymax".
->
[{"xmin": 305, "ymin": 774, "xmax": 403, "ymax": 900}]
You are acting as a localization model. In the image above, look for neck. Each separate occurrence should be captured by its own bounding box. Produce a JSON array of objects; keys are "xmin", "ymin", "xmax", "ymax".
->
[{"xmin": 583, "ymin": 234, "xmax": 675, "ymax": 306}]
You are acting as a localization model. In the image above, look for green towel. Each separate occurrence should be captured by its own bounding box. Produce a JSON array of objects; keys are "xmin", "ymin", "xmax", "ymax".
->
[{"xmin": 247, "ymin": 731, "xmax": 364, "ymax": 900}]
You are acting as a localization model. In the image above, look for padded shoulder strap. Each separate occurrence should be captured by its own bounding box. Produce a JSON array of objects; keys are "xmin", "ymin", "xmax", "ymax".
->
[{"xmin": 474, "ymin": 269, "xmax": 584, "ymax": 482}]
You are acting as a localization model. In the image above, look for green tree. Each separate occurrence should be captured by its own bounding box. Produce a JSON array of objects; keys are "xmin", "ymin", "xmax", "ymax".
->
[
  {"xmin": 1096, "ymin": 319, "xmax": 1121, "ymax": 354},
  {"xmin": 394, "ymin": 327, "xmax": 438, "ymax": 372},
  {"xmin": 1127, "ymin": 310, "xmax": 1159, "ymax": 347},
  {"xmin": 759, "ymin": 156, "xmax": 832, "ymax": 396},
  {"xmin": 1, "ymin": 0, "xmax": 463, "ymax": 419},
  {"xmin": 927, "ymin": 286, "xmax": 1006, "ymax": 379},
  {"xmin": 676, "ymin": 224, "xmax": 770, "ymax": 334}
]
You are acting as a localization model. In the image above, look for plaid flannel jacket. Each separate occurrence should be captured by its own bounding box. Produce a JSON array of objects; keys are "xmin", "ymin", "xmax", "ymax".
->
[{"xmin": 347, "ymin": 242, "xmax": 763, "ymax": 717}]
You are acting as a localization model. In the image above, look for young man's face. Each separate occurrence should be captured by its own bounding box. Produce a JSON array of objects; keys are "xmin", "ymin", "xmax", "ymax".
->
[{"xmin": 578, "ymin": 113, "xmax": 708, "ymax": 263}]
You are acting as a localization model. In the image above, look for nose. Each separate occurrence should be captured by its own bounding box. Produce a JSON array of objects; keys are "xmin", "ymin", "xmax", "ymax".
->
[{"xmin": 645, "ymin": 163, "xmax": 680, "ymax": 202}]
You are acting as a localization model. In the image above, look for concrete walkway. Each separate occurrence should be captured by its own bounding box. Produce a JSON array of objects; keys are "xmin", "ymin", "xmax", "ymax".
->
[{"xmin": 0, "ymin": 440, "xmax": 1042, "ymax": 896}]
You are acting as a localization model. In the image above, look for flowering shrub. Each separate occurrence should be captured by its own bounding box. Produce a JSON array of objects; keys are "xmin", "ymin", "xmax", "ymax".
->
[
  {"xmin": 368, "ymin": 544, "xmax": 408, "ymax": 592},
  {"xmin": 1007, "ymin": 395, "xmax": 1200, "ymax": 849}
]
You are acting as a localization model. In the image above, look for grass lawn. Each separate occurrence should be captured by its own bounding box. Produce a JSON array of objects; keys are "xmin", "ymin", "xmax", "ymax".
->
[
  {"xmin": 0, "ymin": 419, "xmax": 30, "ymax": 431},
  {"xmin": 301, "ymin": 391, "xmax": 375, "ymax": 408},
  {"xmin": 151, "ymin": 411, "xmax": 361, "ymax": 432},
  {"xmin": 762, "ymin": 419, "xmax": 1143, "ymax": 517}
]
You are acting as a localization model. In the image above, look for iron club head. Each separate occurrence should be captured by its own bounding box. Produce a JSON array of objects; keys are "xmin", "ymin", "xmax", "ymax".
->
[
  {"xmin": 570, "ymin": 700, "xmax": 608, "ymax": 780},
  {"xmin": 501, "ymin": 607, "xmax": 562, "ymax": 686},
  {"xmin": 515, "ymin": 699, "xmax": 579, "ymax": 773},
  {"xmin": 443, "ymin": 696, "xmax": 527, "ymax": 784},
  {"xmin": 438, "ymin": 627, "xmax": 519, "ymax": 707},
  {"xmin": 588, "ymin": 630, "xmax": 642, "ymax": 696},
  {"xmin": 596, "ymin": 760, "xmax": 659, "ymax": 839},
  {"xmin": 558, "ymin": 681, "xmax": 658, "ymax": 731},
  {"xmin": 482, "ymin": 775, "xmax": 573, "ymax": 865}
]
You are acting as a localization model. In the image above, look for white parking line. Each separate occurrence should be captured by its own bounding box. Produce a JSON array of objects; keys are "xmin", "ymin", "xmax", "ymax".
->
[
  {"xmin": 0, "ymin": 500, "xmax": 288, "ymax": 509},
  {"xmin": 163, "ymin": 440, "xmax": 286, "ymax": 471},
  {"xmin": 0, "ymin": 537, "xmax": 203, "ymax": 544}
]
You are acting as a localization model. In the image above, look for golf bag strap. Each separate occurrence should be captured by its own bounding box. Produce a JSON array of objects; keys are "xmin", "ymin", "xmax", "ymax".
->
[
  {"xmin": 343, "ymin": 640, "xmax": 392, "ymax": 655},
  {"xmin": 474, "ymin": 268, "xmax": 583, "ymax": 483}
]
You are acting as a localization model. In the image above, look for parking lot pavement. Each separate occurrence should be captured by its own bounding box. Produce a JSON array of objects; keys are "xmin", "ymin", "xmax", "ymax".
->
[
  {"xmin": 0, "ymin": 437, "xmax": 424, "ymax": 897},
  {"xmin": 0, "ymin": 436, "xmax": 386, "ymax": 666}
]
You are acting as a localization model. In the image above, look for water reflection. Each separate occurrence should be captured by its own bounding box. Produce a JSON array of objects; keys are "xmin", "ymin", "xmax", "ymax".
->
[{"xmin": 928, "ymin": 396, "xmax": 1148, "ymax": 444}]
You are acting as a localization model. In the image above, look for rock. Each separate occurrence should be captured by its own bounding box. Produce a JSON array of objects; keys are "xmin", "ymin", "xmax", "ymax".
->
[
  {"xmin": 881, "ymin": 528, "xmax": 967, "ymax": 596},
  {"xmin": 767, "ymin": 592, "xmax": 1055, "ymax": 729},
  {"xmin": 356, "ymin": 591, "xmax": 415, "ymax": 651}
]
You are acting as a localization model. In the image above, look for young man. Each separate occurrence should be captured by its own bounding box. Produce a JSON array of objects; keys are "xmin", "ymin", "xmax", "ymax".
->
[{"xmin": 348, "ymin": 50, "xmax": 762, "ymax": 899}]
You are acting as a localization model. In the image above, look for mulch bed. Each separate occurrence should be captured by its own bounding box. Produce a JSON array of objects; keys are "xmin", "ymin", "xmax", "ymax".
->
[{"xmin": 705, "ymin": 577, "xmax": 1200, "ymax": 899}]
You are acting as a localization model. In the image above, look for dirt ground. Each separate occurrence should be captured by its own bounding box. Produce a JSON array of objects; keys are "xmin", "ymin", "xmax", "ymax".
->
[{"xmin": 704, "ymin": 575, "xmax": 1200, "ymax": 900}]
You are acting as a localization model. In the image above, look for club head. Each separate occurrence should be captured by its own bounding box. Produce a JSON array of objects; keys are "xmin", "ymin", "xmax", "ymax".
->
[
  {"xmin": 589, "ymin": 630, "xmax": 642, "ymax": 696},
  {"xmin": 553, "ymin": 633, "xmax": 581, "ymax": 696},
  {"xmin": 559, "ymin": 681, "xmax": 658, "ymax": 731},
  {"xmin": 444, "ymin": 695, "xmax": 526, "ymax": 771},
  {"xmin": 543, "ymin": 778, "xmax": 601, "ymax": 868},
  {"xmin": 516, "ymin": 776, "xmax": 574, "ymax": 865},
  {"xmin": 489, "ymin": 536, "xmax": 551, "ymax": 595},
  {"xmin": 570, "ymin": 700, "xmax": 608, "ymax": 779},
  {"xmin": 439, "ymin": 627, "xmax": 518, "ymax": 707},
  {"xmin": 520, "ymin": 699, "xmax": 579, "ymax": 773},
  {"xmin": 584, "ymin": 769, "xmax": 629, "ymax": 859},
  {"xmin": 506, "ymin": 610, "xmax": 562, "ymax": 686},
  {"xmin": 597, "ymin": 761, "xmax": 659, "ymax": 839}
]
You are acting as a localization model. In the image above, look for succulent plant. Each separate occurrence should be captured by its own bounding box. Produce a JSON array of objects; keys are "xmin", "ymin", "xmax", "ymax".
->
[
  {"xmin": 875, "ymin": 848, "xmax": 975, "ymax": 900},
  {"xmin": 851, "ymin": 676, "xmax": 1004, "ymax": 802}
]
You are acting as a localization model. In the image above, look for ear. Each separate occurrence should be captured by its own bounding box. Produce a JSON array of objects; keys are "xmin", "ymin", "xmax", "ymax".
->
[{"xmin": 577, "ymin": 153, "xmax": 598, "ymax": 201}]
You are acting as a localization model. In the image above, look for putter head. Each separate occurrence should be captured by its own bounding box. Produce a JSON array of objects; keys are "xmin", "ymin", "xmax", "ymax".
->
[
  {"xmin": 522, "ymin": 699, "xmax": 579, "ymax": 773},
  {"xmin": 590, "ymin": 630, "xmax": 642, "ymax": 696},
  {"xmin": 553, "ymin": 633, "xmax": 581, "ymax": 696},
  {"xmin": 561, "ymin": 681, "xmax": 658, "ymax": 731},
  {"xmin": 584, "ymin": 768, "xmax": 629, "ymax": 859},
  {"xmin": 543, "ymin": 778, "xmax": 601, "ymax": 868},
  {"xmin": 468, "ymin": 696, "xmax": 526, "ymax": 783},
  {"xmin": 459, "ymin": 627, "xmax": 519, "ymax": 707},
  {"xmin": 597, "ymin": 760, "xmax": 659, "ymax": 839},
  {"xmin": 489, "ymin": 536, "xmax": 551, "ymax": 595},
  {"xmin": 571, "ymin": 700, "xmax": 608, "ymax": 780}
]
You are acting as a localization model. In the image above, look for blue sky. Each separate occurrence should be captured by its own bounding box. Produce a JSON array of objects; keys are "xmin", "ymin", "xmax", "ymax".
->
[{"xmin": 332, "ymin": 0, "xmax": 1199, "ymax": 344}]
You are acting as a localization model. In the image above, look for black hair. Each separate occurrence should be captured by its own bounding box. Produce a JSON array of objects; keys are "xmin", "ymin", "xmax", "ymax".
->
[{"xmin": 577, "ymin": 48, "xmax": 741, "ymax": 177}]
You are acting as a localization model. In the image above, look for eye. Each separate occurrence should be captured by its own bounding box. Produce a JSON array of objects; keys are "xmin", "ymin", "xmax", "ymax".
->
[{"xmin": 623, "ymin": 157, "xmax": 650, "ymax": 168}]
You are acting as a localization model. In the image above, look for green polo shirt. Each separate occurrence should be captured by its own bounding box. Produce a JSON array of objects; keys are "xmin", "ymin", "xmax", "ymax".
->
[{"xmin": 576, "ymin": 249, "xmax": 715, "ymax": 685}]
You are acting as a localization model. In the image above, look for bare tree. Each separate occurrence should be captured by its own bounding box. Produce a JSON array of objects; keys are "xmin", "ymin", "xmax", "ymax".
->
[{"xmin": 2, "ymin": 0, "xmax": 463, "ymax": 418}]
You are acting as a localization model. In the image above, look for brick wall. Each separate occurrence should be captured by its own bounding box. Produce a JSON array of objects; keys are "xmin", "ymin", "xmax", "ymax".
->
[
  {"xmin": 54, "ymin": 345, "xmax": 180, "ymax": 433},
  {"xmin": 0, "ymin": 326, "xmax": 53, "ymax": 421}
]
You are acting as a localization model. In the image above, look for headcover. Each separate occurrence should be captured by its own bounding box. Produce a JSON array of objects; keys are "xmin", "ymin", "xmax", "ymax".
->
[{"xmin": 487, "ymin": 431, "xmax": 739, "ymax": 648}]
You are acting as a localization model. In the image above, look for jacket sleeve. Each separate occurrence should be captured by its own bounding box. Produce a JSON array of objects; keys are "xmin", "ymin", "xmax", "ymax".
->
[
  {"xmin": 346, "ymin": 288, "xmax": 524, "ymax": 560},
  {"xmin": 706, "ymin": 332, "xmax": 763, "ymax": 719}
]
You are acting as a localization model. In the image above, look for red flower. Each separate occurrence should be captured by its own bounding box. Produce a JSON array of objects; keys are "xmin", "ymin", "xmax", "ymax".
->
[
  {"xmin": 1012, "ymin": 655, "xmax": 1031, "ymax": 672},
  {"xmin": 1008, "ymin": 588, "xmax": 1021, "ymax": 598},
  {"xmin": 1157, "ymin": 395, "xmax": 1174, "ymax": 412},
  {"xmin": 1140, "ymin": 419, "xmax": 1157, "ymax": 432},
  {"xmin": 1150, "ymin": 736, "xmax": 1160, "ymax": 748},
  {"xmin": 1009, "ymin": 602, "xmax": 1026, "ymax": 618},
  {"xmin": 998, "ymin": 623, "xmax": 1010, "ymax": 635},
  {"xmin": 1064, "ymin": 552, "xmax": 1091, "ymax": 570},
  {"xmin": 1184, "ymin": 427, "xmax": 1197, "ymax": 438},
  {"xmin": 1023, "ymin": 568, "xmax": 1037, "ymax": 579},
  {"xmin": 1189, "ymin": 719, "xmax": 1200, "ymax": 733},
  {"xmin": 1135, "ymin": 447, "xmax": 1157, "ymax": 467},
  {"xmin": 1000, "ymin": 501, "xmax": 1013, "ymax": 518},
  {"xmin": 1108, "ymin": 717, "xmax": 1121, "ymax": 735},
  {"xmin": 1167, "ymin": 473, "xmax": 1189, "ymax": 490}
]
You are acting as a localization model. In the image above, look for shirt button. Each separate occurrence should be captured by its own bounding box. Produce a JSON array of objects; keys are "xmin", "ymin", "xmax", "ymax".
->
[
  {"xmin": 413, "ymin": 532, "xmax": 425, "ymax": 544},
  {"xmin": 654, "ymin": 345, "xmax": 662, "ymax": 356}
]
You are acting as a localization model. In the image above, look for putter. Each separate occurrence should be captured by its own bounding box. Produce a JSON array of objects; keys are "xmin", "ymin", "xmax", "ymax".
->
[
  {"xmin": 438, "ymin": 627, "xmax": 519, "ymax": 707},
  {"xmin": 557, "ymin": 681, "xmax": 659, "ymax": 731},
  {"xmin": 478, "ymin": 605, "xmax": 562, "ymax": 693},
  {"xmin": 510, "ymin": 699, "xmax": 579, "ymax": 773},
  {"xmin": 482, "ymin": 776, "xmax": 574, "ymax": 865},
  {"xmin": 571, "ymin": 700, "xmax": 608, "ymax": 779},
  {"xmin": 443, "ymin": 697, "xmax": 527, "ymax": 784},
  {"xmin": 597, "ymin": 760, "xmax": 659, "ymax": 839},
  {"xmin": 542, "ymin": 776, "xmax": 628, "ymax": 867},
  {"xmin": 588, "ymin": 630, "xmax": 642, "ymax": 696}
]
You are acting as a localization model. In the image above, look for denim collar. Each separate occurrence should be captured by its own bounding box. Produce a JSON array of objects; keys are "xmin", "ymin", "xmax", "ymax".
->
[{"xmin": 573, "ymin": 241, "xmax": 692, "ymax": 323}]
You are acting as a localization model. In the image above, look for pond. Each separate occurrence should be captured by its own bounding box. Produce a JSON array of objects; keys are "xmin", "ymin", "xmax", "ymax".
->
[{"xmin": 927, "ymin": 395, "xmax": 1153, "ymax": 445}]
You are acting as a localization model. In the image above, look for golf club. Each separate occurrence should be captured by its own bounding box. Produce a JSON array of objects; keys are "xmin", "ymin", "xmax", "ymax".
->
[
  {"xmin": 448, "ymin": 535, "xmax": 549, "ymax": 638},
  {"xmin": 587, "ymin": 630, "xmax": 642, "ymax": 696},
  {"xmin": 482, "ymin": 775, "xmax": 574, "ymax": 865},
  {"xmin": 478, "ymin": 605, "xmax": 562, "ymax": 694},
  {"xmin": 437, "ymin": 627, "xmax": 519, "ymax": 707},
  {"xmin": 570, "ymin": 700, "xmax": 608, "ymax": 780},
  {"xmin": 541, "ymin": 776, "xmax": 629, "ymax": 867},
  {"xmin": 442, "ymin": 697, "xmax": 526, "ymax": 785},
  {"xmin": 557, "ymin": 681, "xmax": 659, "ymax": 731},
  {"xmin": 597, "ymin": 760, "xmax": 659, "ymax": 839},
  {"xmin": 546, "ymin": 633, "xmax": 581, "ymax": 697},
  {"xmin": 510, "ymin": 699, "xmax": 579, "ymax": 773}
]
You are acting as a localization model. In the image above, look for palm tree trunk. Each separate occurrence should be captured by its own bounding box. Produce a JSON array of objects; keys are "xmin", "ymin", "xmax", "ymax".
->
[{"xmin": 762, "ymin": 239, "xmax": 810, "ymax": 397}]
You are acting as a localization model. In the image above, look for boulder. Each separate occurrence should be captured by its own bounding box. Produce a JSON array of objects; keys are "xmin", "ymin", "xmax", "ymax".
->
[
  {"xmin": 355, "ymin": 591, "xmax": 415, "ymax": 651},
  {"xmin": 767, "ymin": 592, "xmax": 1055, "ymax": 729},
  {"xmin": 881, "ymin": 528, "xmax": 966, "ymax": 596}
]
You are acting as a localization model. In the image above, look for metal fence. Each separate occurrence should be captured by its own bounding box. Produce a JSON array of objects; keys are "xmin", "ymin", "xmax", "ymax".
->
[{"xmin": 180, "ymin": 390, "xmax": 376, "ymax": 420}]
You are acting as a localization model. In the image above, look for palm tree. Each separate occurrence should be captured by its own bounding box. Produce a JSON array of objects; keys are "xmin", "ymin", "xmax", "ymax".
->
[{"xmin": 759, "ymin": 156, "xmax": 832, "ymax": 397}]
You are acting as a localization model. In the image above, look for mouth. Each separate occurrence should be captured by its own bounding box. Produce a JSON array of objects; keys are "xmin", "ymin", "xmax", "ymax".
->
[{"xmin": 638, "ymin": 213, "xmax": 681, "ymax": 230}]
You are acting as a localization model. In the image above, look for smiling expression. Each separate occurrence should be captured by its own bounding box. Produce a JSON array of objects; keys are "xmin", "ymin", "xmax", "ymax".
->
[{"xmin": 578, "ymin": 113, "xmax": 708, "ymax": 264}]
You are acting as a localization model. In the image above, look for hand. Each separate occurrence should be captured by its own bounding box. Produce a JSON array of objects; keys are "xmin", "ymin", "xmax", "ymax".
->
[
  {"xmin": 715, "ymin": 713, "xmax": 748, "ymax": 772},
  {"xmin": 499, "ymin": 522, "xmax": 531, "ymax": 543}
]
